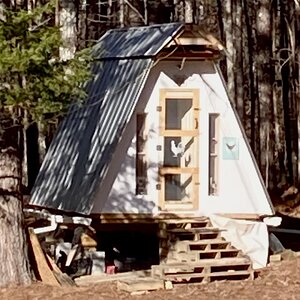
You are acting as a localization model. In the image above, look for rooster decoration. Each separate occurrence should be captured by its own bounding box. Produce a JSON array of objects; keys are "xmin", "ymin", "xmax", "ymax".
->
[{"xmin": 171, "ymin": 140, "xmax": 185, "ymax": 157}]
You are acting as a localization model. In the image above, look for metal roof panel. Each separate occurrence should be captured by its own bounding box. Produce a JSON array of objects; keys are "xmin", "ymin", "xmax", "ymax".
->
[
  {"xmin": 31, "ymin": 59, "xmax": 152, "ymax": 214},
  {"xmin": 93, "ymin": 23, "xmax": 184, "ymax": 59}
]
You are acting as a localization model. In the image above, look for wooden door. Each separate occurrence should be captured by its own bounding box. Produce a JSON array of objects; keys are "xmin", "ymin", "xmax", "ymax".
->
[{"xmin": 159, "ymin": 89, "xmax": 199, "ymax": 211}]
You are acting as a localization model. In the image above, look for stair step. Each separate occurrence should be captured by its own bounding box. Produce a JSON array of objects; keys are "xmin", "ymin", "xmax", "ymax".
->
[
  {"xmin": 172, "ymin": 239, "xmax": 231, "ymax": 252},
  {"xmin": 163, "ymin": 218, "xmax": 210, "ymax": 224},
  {"xmin": 169, "ymin": 231, "xmax": 221, "ymax": 241},
  {"xmin": 168, "ymin": 227, "xmax": 220, "ymax": 234},
  {"xmin": 166, "ymin": 221, "xmax": 211, "ymax": 230},
  {"xmin": 159, "ymin": 270, "xmax": 253, "ymax": 283},
  {"xmin": 152, "ymin": 257, "xmax": 253, "ymax": 284},
  {"xmin": 169, "ymin": 249, "xmax": 241, "ymax": 262},
  {"xmin": 157, "ymin": 217, "xmax": 254, "ymax": 284},
  {"xmin": 154, "ymin": 257, "xmax": 252, "ymax": 270}
]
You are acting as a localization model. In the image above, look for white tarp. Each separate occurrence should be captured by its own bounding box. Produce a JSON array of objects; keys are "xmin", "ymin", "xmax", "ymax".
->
[{"xmin": 210, "ymin": 214, "xmax": 269, "ymax": 269}]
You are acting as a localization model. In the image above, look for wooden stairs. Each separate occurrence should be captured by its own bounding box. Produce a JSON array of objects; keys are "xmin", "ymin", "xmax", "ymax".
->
[{"xmin": 152, "ymin": 218, "xmax": 254, "ymax": 284}]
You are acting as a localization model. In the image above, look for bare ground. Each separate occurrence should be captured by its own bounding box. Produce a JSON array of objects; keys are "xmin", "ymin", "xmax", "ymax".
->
[{"xmin": 1, "ymin": 257, "xmax": 300, "ymax": 300}]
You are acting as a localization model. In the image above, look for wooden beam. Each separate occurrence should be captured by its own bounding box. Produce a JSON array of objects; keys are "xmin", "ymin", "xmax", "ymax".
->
[
  {"xmin": 46, "ymin": 254, "xmax": 76, "ymax": 286},
  {"xmin": 159, "ymin": 167, "xmax": 198, "ymax": 175},
  {"xmin": 28, "ymin": 228, "xmax": 59, "ymax": 286},
  {"xmin": 217, "ymin": 213, "xmax": 262, "ymax": 220},
  {"xmin": 173, "ymin": 36, "xmax": 212, "ymax": 46},
  {"xmin": 89, "ymin": 213, "xmax": 207, "ymax": 224},
  {"xmin": 157, "ymin": 50, "xmax": 220, "ymax": 60}
]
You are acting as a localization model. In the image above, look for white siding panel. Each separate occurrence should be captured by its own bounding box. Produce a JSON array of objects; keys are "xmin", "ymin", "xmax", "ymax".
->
[{"xmin": 92, "ymin": 60, "xmax": 273, "ymax": 216}]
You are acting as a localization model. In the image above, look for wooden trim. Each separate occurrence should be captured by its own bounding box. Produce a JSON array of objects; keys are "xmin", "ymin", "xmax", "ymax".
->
[
  {"xmin": 216, "ymin": 213, "xmax": 262, "ymax": 220},
  {"xmin": 89, "ymin": 213, "xmax": 206, "ymax": 223},
  {"xmin": 159, "ymin": 171, "xmax": 199, "ymax": 211},
  {"xmin": 136, "ymin": 113, "xmax": 148, "ymax": 195},
  {"xmin": 160, "ymin": 129, "xmax": 199, "ymax": 137},
  {"xmin": 174, "ymin": 37, "xmax": 212, "ymax": 46},
  {"xmin": 161, "ymin": 89, "xmax": 197, "ymax": 99},
  {"xmin": 156, "ymin": 51, "xmax": 220, "ymax": 60},
  {"xmin": 208, "ymin": 113, "xmax": 220, "ymax": 196},
  {"xmin": 88, "ymin": 213, "xmax": 265, "ymax": 223},
  {"xmin": 159, "ymin": 167, "xmax": 198, "ymax": 175},
  {"xmin": 162, "ymin": 203, "xmax": 196, "ymax": 211},
  {"xmin": 159, "ymin": 89, "xmax": 200, "ymax": 135}
]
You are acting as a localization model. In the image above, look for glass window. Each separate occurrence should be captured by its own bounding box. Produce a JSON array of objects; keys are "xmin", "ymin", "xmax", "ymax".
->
[
  {"xmin": 165, "ymin": 98, "xmax": 193, "ymax": 130},
  {"xmin": 165, "ymin": 173, "xmax": 193, "ymax": 203}
]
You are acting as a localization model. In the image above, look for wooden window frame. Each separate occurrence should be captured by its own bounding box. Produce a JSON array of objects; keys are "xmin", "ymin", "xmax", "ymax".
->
[
  {"xmin": 208, "ymin": 113, "xmax": 220, "ymax": 196},
  {"xmin": 136, "ymin": 113, "xmax": 147, "ymax": 195}
]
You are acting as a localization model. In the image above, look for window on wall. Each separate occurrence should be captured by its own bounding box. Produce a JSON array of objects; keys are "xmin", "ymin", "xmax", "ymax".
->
[
  {"xmin": 208, "ymin": 114, "xmax": 219, "ymax": 195},
  {"xmin": 136, "ymin": 113, "xmax": 147, "ymax": 195}
]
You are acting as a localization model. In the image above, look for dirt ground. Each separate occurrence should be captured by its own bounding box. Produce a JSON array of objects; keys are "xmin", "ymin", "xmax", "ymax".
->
[{"xmin": 1, "ymin": 258, "xmax": 300, "ymax": 300}]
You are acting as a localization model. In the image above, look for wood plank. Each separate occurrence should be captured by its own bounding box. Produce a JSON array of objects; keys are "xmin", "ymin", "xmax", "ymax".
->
[
  {"xmin": 90, "ymin": 213, "xmax": 202, "ymax": 223},
  {"xmin": 75, "ymin": 270, "xmax": 151, "ymax": 286},
  {"xmin": 153, "ymin": 257, "xmax": 251, "ymax": 269},
  {"xmin": 159, "ymin": 167, "xmax": 199, "ymax": 175},
  {"xmin": 175, "ymin": 238, "xmax": 228, "ymax": 245},
  {"xmin": 161, "ymin": 270, "xmax": 253, "ymax": 281},
  {"xmin": 160, "ymin": 129, "xmax": 199, "ymax": 137},
  {"xmin": 156, "ymin": 51, "xmax": 219, "ymax": 60},
  {"xmin": 65, "ymin": 245, "xmax": 78, "ymax": 267},
  {"xmin": 117, "ymin": 278, "xmax": 165, "ymax": 292},
  {"xmin": 28, "ymin": 228, "xmax": 59, "ymax": 286},
  {"xmin": 217, "ymin": 213, "xmax": 261, "ymax": 220},
  {"xmin": 46, "ymin": 254, "xmax": 76, "ymax": 286},
  {"xmin": 162, "ymin": 218, "xmax": 209, "ymax": 224},
  {"xmin": 168, "ymin": 227, "xmax": 221, "ymax": 233}
]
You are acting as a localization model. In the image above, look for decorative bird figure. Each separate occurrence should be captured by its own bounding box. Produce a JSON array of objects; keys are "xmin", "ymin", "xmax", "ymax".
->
[
  {"xmin": 226, "ymin": 142, "xmax": 236, "ymax": 151},
  {"xmin": 171, "ymin": 140, "xmax": 185, "ymax": 157}
]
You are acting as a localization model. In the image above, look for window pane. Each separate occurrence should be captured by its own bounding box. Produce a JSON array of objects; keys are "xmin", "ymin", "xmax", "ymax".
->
[
  {"xmin": 163, "ymin": 136, "xmax": 196, "ymax": 167},
  {"xmin": 165, "ymin": 98, "xmax": 193, "ymax": 130},
  {"xmin": 165, "ymin": 174, "xmax": 193, "ymax": 202}
]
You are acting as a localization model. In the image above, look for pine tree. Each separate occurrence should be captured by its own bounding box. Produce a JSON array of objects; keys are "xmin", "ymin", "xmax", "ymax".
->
[{"xmin": 0, "ymin": 2, "xmax": 91, "ymax": 287}]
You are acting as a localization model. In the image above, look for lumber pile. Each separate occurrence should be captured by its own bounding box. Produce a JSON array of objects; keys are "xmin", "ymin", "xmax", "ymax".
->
[{"xmin": 28, "ymin": 228, "xmax": 75, "ymax": 286}]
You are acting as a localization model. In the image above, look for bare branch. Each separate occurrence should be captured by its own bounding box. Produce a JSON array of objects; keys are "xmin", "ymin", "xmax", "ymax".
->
[
  {"xmin": 124, "ymin": 0, "xmax": 145, "ymax": 24},
  {"xmin": 29, "ymin": 18, "xmax": 51, "ymax": 32}
]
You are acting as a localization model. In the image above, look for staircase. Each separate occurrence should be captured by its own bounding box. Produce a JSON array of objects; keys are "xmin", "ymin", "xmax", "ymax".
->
[{"xmin": 152, "ymin": 218, "xmax": 254, "ymax": 284}]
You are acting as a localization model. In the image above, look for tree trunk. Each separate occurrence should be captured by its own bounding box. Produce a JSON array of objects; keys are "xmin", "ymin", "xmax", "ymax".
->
[
  {"xmin": 0, "ymin": 113, "xmax": 32, "ymax": 287},
  {"xmin": 184, "ymin": 0, "xmax": 193, "ymax": 23},
  {"xmin": 223, "ymin": 0, "xmax": 235, "ymax": 103},
  {"xmin": 243, "ymin": 0, "xmax": 257, "ymax": 151},
  {"xmin": 59, "ymin": 0, "xmax": 77, "ymax": 60},
  {"xmin": 255, "ymin": 0, "xmax": 273, "ymax": 186},
  {"xmin": 233, "ymin": 0, "xmax": 244, "ymax": 119}
]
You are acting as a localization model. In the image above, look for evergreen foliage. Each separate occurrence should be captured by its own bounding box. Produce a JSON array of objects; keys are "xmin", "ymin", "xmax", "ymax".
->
[{"xmin": 0, "ymin": 2, "xmax": 91, "ymax": 124}]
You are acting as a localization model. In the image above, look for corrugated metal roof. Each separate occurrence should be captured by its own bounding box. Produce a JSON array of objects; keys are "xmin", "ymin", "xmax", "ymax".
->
[
  {"xmin": 30, "ymin": 23, "xmax": 184, "ymax": 214},
  {"xmin": 93, "ymin": 23, "xmax": 184, "ymax": 59},
  {"xmin": 31, "ymin": 58, "xmax": 152, "ymax": 214}
]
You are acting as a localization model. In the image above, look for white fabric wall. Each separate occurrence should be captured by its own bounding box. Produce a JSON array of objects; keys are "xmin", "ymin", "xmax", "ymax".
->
[{"xmin": 210, "ymin": 214, "xmax": 269, "ymax": 269}]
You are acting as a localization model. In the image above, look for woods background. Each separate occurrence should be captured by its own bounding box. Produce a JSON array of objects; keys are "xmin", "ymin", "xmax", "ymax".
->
[{"xmin": 3, "ymin": 0, "xmax": 300, "ymax": 198}]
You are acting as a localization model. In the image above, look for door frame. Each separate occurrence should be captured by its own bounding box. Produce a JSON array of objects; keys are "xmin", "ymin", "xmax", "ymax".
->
[{"xmin": 158, "ymin": 88, "xmax": 200, "ymax": 211}]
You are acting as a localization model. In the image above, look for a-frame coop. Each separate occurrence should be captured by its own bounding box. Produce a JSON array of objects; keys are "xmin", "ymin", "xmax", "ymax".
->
[{"xmin": 29, "ymin": 23, "xmax": 275, "ymax": 283}]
